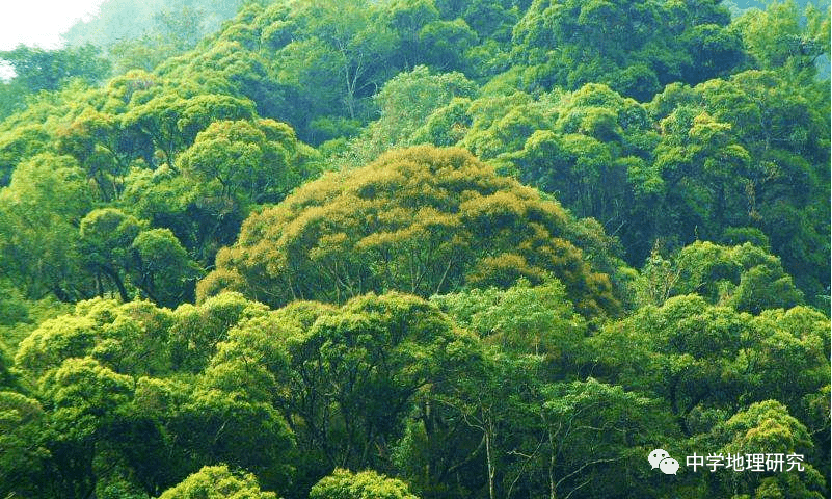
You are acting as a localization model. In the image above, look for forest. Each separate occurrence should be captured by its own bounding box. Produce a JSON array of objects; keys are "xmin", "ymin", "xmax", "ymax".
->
[{"xmin": 0, "ymin": 0, "xmax": 829, "ymax": 498}]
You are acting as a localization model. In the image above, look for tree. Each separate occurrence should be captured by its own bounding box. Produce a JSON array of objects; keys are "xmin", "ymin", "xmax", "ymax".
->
[
  {"xmin": 9, "ymin": 292, "xmax": 295, "ymax": 496},
  {"xmin": 746, "ymin": 307, "xmax": 831, "ymax": 415},
  {"xmin": 0, "ymin": 123, "xmax": 50, "ymax": 186},
  {"xmin": 0, "ymin": 44, "xmax": 111, "ymax": 94},
  {"xmin": 385, "ymin": 0, "xmax": 440, "ymax": 70},
  {"xmin": 736, "ymin": 0, "xmax": 830, "ymax": 77},
  {"xmin": 130, "ymin": 228, "xmax": 200, "ymax": 307},
  {"xmin": 39, "ymin": 358, "xmax": 135, "ymax": 499},
  {"xmin": 0, "ymin": 153, "xmax": 92, "ymax": 301},
  {"xmin": 509, "ymin": 0, "xmax": 740, "ymax": 98},
  {"xmin": 168, "ymin": 291, "xmax": 269, "ymax": 372},
  {"xmin": 536, "ymin": 379, "xmax": 670, "ymax": 499},
  {"xmin": 0, "ymin": 391, "xmax": 49, "ymax": 499},
  {"xmin": 79, "ymin": 208, "xmax": 146, "ymax": 302},
  {"xmin": 78, "ymin": 208, "xmax": 199, "ymax": 308},
  {"xmin": 427, "ymin": 351, "xmax": 540, "ymax": 499},
  {"xmin": 151, "ymin": 383, "xmax": 294, "ymax": 492},
  {"xmin": 198, "ymin": 146, "xmax": 621, "ymax": 318},
  {"xmin": 590, "ymin": 294, "xmax": 830, "ymax": 444},
  {"xmin": 15, "ymin": 297, "xmax": 173, "ymax": 377},
  {"xmin": 649, "ymin": 70, "xmax": 830, "ymax": 300},
  {"xmin": 207, "ymin": 292, "xmax": 480, "ymax": 479},
  {"xmin": 707, "ymin": 400, "xmax": 827, "ymax": 498},
  {"xmin": 55, "ymin": 108, "xmax": 134, "ymax": 202},
  {"xmin": 269, "ymin": 0, "xmax": 397, "ymax": 124},
  {"xmin": 311, "ymin": 469, "xmax": 419, "ymax": 499},
  {"xmin": 641, "ymin": 241, "xmax": 805, "ymax": 313},
  {"xmin": 591, "ymin": 295, "xmax": 752, "ymax": 430},
  {"xmin": 419, "ymin": 19, "xmax": 480, "ymax": 73},
  {"xmin": 403, "ymin": 347, "xmax": 671, "ymax": 499},
  {"xmin": 120, "ymin": 164, "xmax": 247, "ymax": 266},
  {"xmin": 432, "ymin": 279, "xmax": 587, "ymax": 362},
  {"xmin": 158, "ymin": 465, "xmax": 276, "ymax": 499},
  {"xmin": 336, "ymin": 65, "xmax": 478, "ymax": 166},
  {"xmin": 177, "ymin": 119, "xmax": 317, "ymax": 204},
  {"xmin": 123, "ymin": 91, "xmax": 256, "ymax": 164},
  {"xmin": 652, "ymin": 109, "xmax": 753, "ymax": 243}
]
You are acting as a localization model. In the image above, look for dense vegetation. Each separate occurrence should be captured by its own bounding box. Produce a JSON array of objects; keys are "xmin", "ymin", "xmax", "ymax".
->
[{"xmin": 0, "ymin": 0, "xmax": 829, "ymax": 498}]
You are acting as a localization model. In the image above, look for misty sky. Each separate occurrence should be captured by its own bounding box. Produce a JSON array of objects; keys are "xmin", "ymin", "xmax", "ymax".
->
[{"xmin": 0, "ymin": 0, "xmax": 106, "ymax": 51}]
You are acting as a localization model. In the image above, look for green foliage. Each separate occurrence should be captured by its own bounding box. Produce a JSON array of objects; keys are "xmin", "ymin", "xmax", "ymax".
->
[
  {"xmin": 0, "ymin": 123, "xmax": 50, "ymax": 186},
  {"xmin": 123, "ymin": 91, "xmax": 256, "ymax": 164},
  {"xmin": 432, "ymin": 279, "xmax": 587, "ymax": 359},
  {"xmin": 200, "ymin": 146, "xmax": 620, "ymax": 318},
  {"xmin": 0, "ymin": 1, "xmax": 828, "ymax": 498},
  {"xmin": 0, "ymin": 153, "xmax": 92, "ymax": 301},
  {"xmin": 15, "ymin": 297, "xmax": 173, "ymax": 377},
  {"xmin": 591, "ymin": 295, "xmax": 830, "ymax": 439},
  {"xmin": 637, "ymin": 241, "xmax": 805, "ymax": 313},
  {"xmin": 0, "ymin": 285, "xmax": 71, "ymax": 360},
  {"xmin": 0, "ymin": 44, "xmax": 111, "ymax": 94},
  {"xmin": 535, "ymin": 378, "xmax": 672, "ymax": 498},
  {"xmin": 402, "ymin": 345, "xmax": 672, "ymax": 499},
  {"xmin": 169, "ymin": 291, "xmax": 269, "ymax": 372},
  {"xmin": 335, "ymin": 66, "xmax": 478, "ymax": 166},
  {"xmin": 736, "ymin": 0, "xmax": 830, "ymax": 78},
  {"xmin": 130, "ymin": 228, "xmax": 200, "ymax": 307},
  {"xmin": 464, "ymin": 70, "xmax": 831, "ymax": 299},
  {"xmin": 4, "ymin": 292, "xmax": 296, "ymax": 497},
  {"xmin": 651, "ymin": 71, "xmax": 829, "ymax": 296},
  {"xmin": 79, "ymin": 208, "xmax": 200, "ymax": 307},
  {"xmin": 208, "ymin": 292, "xmax": 480, "ymax": 480},
  {"xmin": 0, "ymin": 391, "xmax": 49, "ymax": 498},
  {"xmin": 510, "ymin": 0, "xmax": 742, "ymax": 99},
  {"xmin": 16, "ymin": 314, "xmax": 100, "ymax": 377},
  {"xmin": 158, "ymin": 465, "xmax": 276, "ymax": 499},
  {"xmin": 54, "ymin": 107, "xmax": 138, "ymax": 202},
  {"xmin": 311, "ymin": 469, "xmax": 419, "ymax": 499},
  {"xmin": 158, "ymin": 385, "xmax": 294, "ymax": 489},
  {"xmin": 42, "ymin": 357, "xmax": 134, "ymax": 440},
  {"xmin": 419, "ymin": 19, "xmax": 480, "ymax": 73},
  {"xmin": 707, "ymin": 400, "xmax": 827, "ymax": 498},
  {"xmin": 178, "ymin": 119, "xmax": 314, "ymax": 204},
  {"xmin": 121, "ymin": 164, "xmax": 247, "ymax": 266}
]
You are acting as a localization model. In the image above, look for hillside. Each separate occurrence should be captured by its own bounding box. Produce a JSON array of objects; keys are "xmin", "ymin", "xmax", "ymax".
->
[{"xmin": 0, "ymin": 1, "xmax": 829, "ymax": 498}]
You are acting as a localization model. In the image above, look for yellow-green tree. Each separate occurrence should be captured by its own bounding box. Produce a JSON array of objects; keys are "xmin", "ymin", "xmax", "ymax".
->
[
  {"xmin": 311, "ymin": 469, "xmax": 419, "ymax": 499},
  {"xmin": 199, "ymin": 146, "xmax": 620, "ymax": 318},
  {"xmin": 158, "ymin": 465, "xmax": 276, "ymax": 499}
]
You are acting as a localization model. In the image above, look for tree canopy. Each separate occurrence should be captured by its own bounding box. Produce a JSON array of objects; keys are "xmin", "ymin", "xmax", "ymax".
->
[{"xmin": 199, "ymin": 146, "xmax": 622, "ymax": 318}]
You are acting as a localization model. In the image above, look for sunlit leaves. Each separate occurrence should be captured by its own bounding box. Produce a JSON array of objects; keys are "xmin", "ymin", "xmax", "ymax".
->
[
  {"xmin": 158, "ymin": 465, "xmax": 277, "ymax": 499},
  {"xmin": 177, "ymin": 119, "xmax": 311, "ymax": 204},
  {"xmin": 433, "ymin": 279, "xmax": 587, "ymax": 360},
  {"xmin": 208, "ymin": 292, "xmax": 479, "ymax": 473},
  {"xmin": 0, "ymin": 391, "xmax": 48, "ymax": 498},
  {"xmin": 0, "ymin": 154, "xmax": 92, "ymax": 300},
  {"xmin": 707, "ymin": 400, "xmax": 826, "ymax": 499},
  {"xmin": 591, "ymin": 293, "xmax": 830, "ymax": 439},
  {"xmin": 736, "ymin": 0, "xmax": 830, "ymax": 77},
  {"xmin": 665, "ymin": 241, "xmax": 804, "ymax": 313},
  {"xmin": 201, "ymin": 146, "xmax": 619, "ymax": 318},
  {"xmin": 311, "ymin": 468, "xmax": 419, "ymax": 499},
  {"xmin": 123, "ymin": 92, "xmax": 255, "ymax": 163}
]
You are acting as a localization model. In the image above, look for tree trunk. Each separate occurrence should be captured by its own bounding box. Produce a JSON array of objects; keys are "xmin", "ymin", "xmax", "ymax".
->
[{"xmin": 102, "ymin": 266, "xmax": 130, "ymax": 302}]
